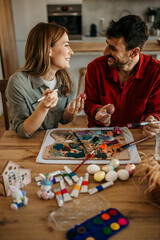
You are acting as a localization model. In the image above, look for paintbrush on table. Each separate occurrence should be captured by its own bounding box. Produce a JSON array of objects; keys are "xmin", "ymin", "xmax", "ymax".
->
[
  {"xmin": 127, "ymin": 121, "xmax": 160, "ymax": 128},
  {"xmin": 73, "ymin": 150, "xmax": 95, "ymax": 173},
  {"xmin": 117, "ymin": 136, "xmax": 152, "ymax": 152}
]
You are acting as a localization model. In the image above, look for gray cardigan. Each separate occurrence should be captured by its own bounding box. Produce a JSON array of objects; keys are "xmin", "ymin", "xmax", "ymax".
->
[{"xmin": 6, "ymin": 71, "xmax": 76, "ymax": 138}]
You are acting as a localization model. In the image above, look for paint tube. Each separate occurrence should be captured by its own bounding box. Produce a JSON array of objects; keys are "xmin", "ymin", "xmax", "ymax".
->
[
  {"xmin": 36, "ymin": 176, "xmax": 63, "ymax": 186},
  {"xmin": 53, "ymin": 187, "xmax": 64, "ymax": 207},
  {"xmin": 64, "ymin": 166, "xmax": 79, "ymax": 182},
  {"xmin": 80, "ymin": 173, "xmax": 89, "ymax": 193},
  {"xmin": 61, "ymin": 170, "xmax": 73, "ymax": 186},
  {"xmin": 88, "ymin": 181, "xmax": 114, "ymax": 195},
  {"xmin": 70, "ymin": 177, "xmax": 83, "ymax": 198},
  {"xmin": 35, "ymin": 170, "xmax": 61, "ymax": 182},
  {"xmin": 60, "ymin": 180, "xmax": 72, "ymax": 202}
]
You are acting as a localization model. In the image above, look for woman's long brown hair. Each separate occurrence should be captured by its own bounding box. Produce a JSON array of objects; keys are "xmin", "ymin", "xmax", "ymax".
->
[{"xmin": 20, "ymin": 22, "xmax": 73, "ymax": 96}]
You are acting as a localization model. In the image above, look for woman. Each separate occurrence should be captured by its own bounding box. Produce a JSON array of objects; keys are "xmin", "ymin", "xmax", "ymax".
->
[{"xmin": 6, "ymin": 22, "xmax": 83, "ymax": 138}]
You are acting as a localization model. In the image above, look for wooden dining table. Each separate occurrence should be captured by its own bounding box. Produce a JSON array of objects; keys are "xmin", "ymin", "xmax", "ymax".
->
[{"xmin": 0, "ymin": 129, "xmax": 160, "ymax": 240}]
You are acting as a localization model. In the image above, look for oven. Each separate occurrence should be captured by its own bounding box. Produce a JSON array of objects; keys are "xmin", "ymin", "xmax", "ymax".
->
[{"xmin": 47, "ymin": 4, "xmax": 82, "ymax": 40}]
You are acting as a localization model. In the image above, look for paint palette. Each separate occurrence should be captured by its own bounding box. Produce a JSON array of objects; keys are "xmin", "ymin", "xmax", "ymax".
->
[
  {"xmin": 66, "ymin": 208, "xmax": 129, "ymax": 240},
  {"xmin": 43, "ymin": 128, "xmax": 130, "ymax": 161}
]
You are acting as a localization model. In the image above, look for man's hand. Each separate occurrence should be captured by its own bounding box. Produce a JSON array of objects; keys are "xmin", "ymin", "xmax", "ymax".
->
[
  {"xmin": 95, "ymin": 104, "xmax": 115, "ymax": 127},
  {"xmin": 142, "ymin": 115, "xmax": 160, "ymax": 137}
]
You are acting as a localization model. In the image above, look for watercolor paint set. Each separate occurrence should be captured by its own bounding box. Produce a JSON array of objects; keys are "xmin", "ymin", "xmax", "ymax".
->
[{"xmin": 66, "ymin": 208, "xmax": 129, "ymax": 240}]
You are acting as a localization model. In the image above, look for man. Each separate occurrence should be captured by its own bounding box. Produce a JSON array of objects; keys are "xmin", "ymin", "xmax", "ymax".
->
[{"xmin": 84, "ymin": 15, "xmax": 160, "ymax": 137}]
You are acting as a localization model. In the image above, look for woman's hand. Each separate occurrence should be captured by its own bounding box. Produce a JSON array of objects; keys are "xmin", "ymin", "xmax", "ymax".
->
[
  {"xmin": 62, "ymin": 96, "xmax": 84, "ymax": 124},
  {"xmin": 39, "ymin": 88, "xmax": 58, "ymax": 109},
  {"xmin": 142, "ymin": 115, "xmax": 160, "ymax": 137},
  {"xmin": 65, "ymin": 96, "xmax": 84, "ymax": 115},
  {"xmin": 24, "ymin": 88, "xmax": 58, "ymax": 136}
]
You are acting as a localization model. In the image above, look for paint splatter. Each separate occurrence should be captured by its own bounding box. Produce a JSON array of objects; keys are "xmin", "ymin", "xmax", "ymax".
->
[{"xmin": 66, "ymin": 151, "xmax": 85, "ymax": 158}]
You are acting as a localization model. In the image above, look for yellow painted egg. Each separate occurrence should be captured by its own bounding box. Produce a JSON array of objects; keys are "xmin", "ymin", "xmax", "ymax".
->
[{"xmin": 94, "ymin": 171, "xmax": 105, "ymax": 182}]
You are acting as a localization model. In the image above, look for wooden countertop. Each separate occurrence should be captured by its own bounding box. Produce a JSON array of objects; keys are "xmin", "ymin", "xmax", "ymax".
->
[
  {"xmin": 70, "ymin": 41, "xmax": 160, "ymax": 53},
  {"xmin": 0, "ymin": 129, "xmax": 160, "ymax": 240}
]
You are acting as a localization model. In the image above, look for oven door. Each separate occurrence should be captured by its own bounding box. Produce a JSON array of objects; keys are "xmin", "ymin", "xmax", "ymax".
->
[{"xmin": 48, "ymin": 13, "xmax": 82, "ymax": 40}]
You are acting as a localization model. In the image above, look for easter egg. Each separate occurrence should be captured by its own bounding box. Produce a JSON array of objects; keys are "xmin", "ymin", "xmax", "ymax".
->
[
  {"xmin": 106, "ymin": 104, "xmax": 115, "ymax": 115},
  {"xmin": 87, "ymin": 164, "xmax": 100, "ymax": 174},
  {"xmin": 105, "ymin": 171, "xmax": 118, "ymax": 182},
  {"xmin": 80, "ymin": 93, "xmax": 87, "ymax": 100},
  {"xmin": 125, "ymin": 164, "xmax": 136, "ymax": 175},
  {"xmin": 102, "ymin": 165, "xmax": 114, "ymax": 173},
  {"xmin": 94, "ymin": 171, "xmax": 105, "ymax": 182},
  {"xmin": 109, "ymin": 159, "xmax": 120, "ymax": 169},
  {"xmin": 117, "ymin": 169, "xmax": 129, "ymax": 181},
  {"xmin": 113, "ymin": 126, "xmax": 121, "ymax": 136}
]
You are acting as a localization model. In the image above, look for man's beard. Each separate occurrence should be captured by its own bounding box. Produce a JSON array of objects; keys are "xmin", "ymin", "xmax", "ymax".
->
[
  {"xmin": 107, "ymin": 54, "xmax": 129, "ymax": 68},
  {"xmin": 107, "ymin": 54, "xmax": 117, "ymax": 67}
]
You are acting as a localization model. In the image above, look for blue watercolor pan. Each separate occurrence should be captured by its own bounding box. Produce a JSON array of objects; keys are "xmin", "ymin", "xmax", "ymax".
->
[{"xmin": 66, "ymin": 208, "xmax": 129, "ymax": 240}]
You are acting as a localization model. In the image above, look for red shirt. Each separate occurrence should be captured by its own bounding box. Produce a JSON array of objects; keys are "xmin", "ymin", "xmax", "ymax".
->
[{"xmin": 84, "ymin": 53, "xmax": 160, "ymax": 127}]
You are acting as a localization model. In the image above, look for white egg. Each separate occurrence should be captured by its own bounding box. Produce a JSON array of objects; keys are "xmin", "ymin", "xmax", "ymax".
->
[
  {"xmin": 117, "ymin": 169, "xmax": 129, "ymax": 181},
  {"xmin": 105, "ymin": 171, "xmax": 118, "ymax": 182},
  {"xmin": 87, "ymin": 164, "xmax": 100, "ymax": 174}
]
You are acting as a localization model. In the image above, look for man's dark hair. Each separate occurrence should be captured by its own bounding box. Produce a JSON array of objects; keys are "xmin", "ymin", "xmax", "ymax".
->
[{"xmin": 105, "ymin": 15, "xmax": 149, "ymax": 51}]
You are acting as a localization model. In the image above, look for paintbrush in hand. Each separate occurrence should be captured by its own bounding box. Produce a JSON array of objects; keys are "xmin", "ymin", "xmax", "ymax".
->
[
  {"xmin": 127, "ymin": 121, "xmax": 160, "ymax": 128},
  {"xmin": 31, "ymin": 85, "xmax": 64, "ymax": 105}
]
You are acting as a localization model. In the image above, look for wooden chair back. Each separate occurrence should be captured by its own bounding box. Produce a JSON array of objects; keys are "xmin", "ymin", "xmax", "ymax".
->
[{"xmin": 0, "ymin": 79, "xmax": 9, "ymax": 130}]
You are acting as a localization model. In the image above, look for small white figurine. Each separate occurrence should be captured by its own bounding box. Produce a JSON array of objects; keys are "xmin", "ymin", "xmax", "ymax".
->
[
  {"xmin": 10, "ymin": 185, "xmax": 28, "ymax": 210},
  {"xmin": 37, "ymin": 173, "xmax": 54, "ymax": 200}
]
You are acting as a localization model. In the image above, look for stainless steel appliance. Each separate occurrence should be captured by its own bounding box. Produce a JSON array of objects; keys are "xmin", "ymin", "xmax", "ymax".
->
[
  {"xmin": 147, "ymin": 8, "xmax": 160, "ymax": 36},
  {"xmin": 47, "ymin": 4, "xmax": 82, "ymax": 40}
]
